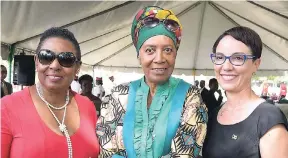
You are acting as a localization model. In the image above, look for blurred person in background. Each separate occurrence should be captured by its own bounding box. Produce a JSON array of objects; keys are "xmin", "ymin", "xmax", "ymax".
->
[
  {"xmin": 202, "ymin": 78, "xmax": 223, "ymax": 120},
  {"xmin": 79, "ymin": 74, "xmax": 102, "ymax": 116},
  {"xmin": 261, "ymin": 82, "xmax": 269, "ymax": 99},
  {"xmin": 200, "ymin": 80, "xmax": 208, "ymax": 98},
  {"xmin": 70, "ymin": 75, "xmax": 81, "ymax": 93},
  {"xmin": 279, "ymin": 82, "xmax": 287, "ymax": 99},
  {"xmin": 279, "ymin": 95, "xmax": 288, "ymax": 104},
  {"xmin": 1, "ymin": 65, "xmax": 13, "ymax": 98},
  {"xmin": 92, "ymin": 77, "xmax": 105, "ymax": 99},
  {"xmin": 195, "ymin": 80, "xmax": 199, "ymax": 88}
]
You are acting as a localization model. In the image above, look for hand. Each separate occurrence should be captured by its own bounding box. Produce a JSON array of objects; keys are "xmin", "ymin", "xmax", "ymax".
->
[{"xmin": 217, "ymin": 89, "xmax": 222, "ymax": 96}]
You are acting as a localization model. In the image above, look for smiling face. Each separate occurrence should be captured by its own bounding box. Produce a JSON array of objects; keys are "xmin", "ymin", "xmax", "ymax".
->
[
  {"xmin": 138, "ymin": 35, "xmax": 176, "ymax": 84},
  {"xmin": 35, "ymin": 37, "xmax": 80, "ymax": 91},
  {"xmin": 214, "ymin": 35, "xmax": 261, "ymax": 93}
]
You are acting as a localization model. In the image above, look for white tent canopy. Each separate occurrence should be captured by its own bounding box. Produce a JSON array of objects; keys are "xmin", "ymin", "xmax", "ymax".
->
[{"xmin": 2, "ymin": 1, "xmax": 288, "ymax": 76}]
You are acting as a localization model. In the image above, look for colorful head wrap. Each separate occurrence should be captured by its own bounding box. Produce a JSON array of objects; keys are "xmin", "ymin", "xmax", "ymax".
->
[{"xmin": 131, "ymin": 6, "xmax": 182, "ymax": 56}]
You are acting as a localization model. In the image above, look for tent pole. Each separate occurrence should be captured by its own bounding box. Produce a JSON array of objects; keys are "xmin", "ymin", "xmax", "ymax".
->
[
  {"xmin": 8, "ymin": 44, "xmax": 15, "ymax": 83},
  {"xmin": 92, "ymin": 65, "xmax": 95, "ymax": 86},
  {"xmin": 192, "ymin": 2, "xmax": 206, "ymax": 70},
  {"xmin": 192, "ymin": 69, "xmax": 196, "ymax": 82}
]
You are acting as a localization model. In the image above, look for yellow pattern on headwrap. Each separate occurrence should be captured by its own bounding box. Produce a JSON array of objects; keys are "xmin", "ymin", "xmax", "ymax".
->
[
  {"xmin": 155, "ymin": 10, "xmax": 170, "ymax": 19},
  {"xmin": 155, "ymin": 10, "xmax": 182, "ymax": 29},
  {"xmin": 144, "ymin": 11, "xmax": 150, "ymax": 16}
]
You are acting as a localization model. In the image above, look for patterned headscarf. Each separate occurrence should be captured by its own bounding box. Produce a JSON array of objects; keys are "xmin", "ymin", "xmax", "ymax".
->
[{"xmin": 131, "ymin": 6, "xmax": 182, "ymax": 56}]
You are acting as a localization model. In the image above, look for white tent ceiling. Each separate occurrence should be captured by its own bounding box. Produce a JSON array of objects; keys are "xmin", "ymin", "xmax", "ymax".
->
[{"xmin": 1, "ymin": 1, "xmax": 288, "ymax": 76}]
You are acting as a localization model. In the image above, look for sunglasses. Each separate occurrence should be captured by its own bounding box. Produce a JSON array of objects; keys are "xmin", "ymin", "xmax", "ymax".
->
[
  {"xmin": 37, "ymin": 49, "xmax": 80, "ymax": 67},
  {"xmin": 141, "ymin": 15, "xmax": 180, "ymax": 32},
  {"xmin": 210, "ymin": 53, "xmax": 255, "ymax": 66},
  {"xmin": 140, "ymin": 16, "xmax": 180, "ymax": 32}
]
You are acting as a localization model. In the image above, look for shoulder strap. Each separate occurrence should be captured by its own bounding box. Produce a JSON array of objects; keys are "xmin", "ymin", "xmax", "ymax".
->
[
  {"xmin": 122, "ymin": 79, "xmax": 141, "ymax": 158},
  {"xmin": 163, "ymin": 79, "xmax": 191, "ymax": 155}
]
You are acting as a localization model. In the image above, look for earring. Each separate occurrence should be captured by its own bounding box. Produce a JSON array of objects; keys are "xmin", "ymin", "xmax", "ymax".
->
[{"xmin": 252, "ymin": 72, "xmax": 256, "ymax": 76}]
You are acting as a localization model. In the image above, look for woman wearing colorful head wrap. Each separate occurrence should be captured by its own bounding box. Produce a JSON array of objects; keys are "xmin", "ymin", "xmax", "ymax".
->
[{"xmin": 96, "ymin": 6, "xmax": 207, "ymax": 158}]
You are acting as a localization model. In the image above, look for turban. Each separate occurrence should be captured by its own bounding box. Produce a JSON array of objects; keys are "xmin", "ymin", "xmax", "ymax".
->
[{"xmin": 131, "ymin": 6, "xmax": 182, "ymax": 56}]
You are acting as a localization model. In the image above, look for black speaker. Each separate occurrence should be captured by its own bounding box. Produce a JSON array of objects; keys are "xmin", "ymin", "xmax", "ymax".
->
[{"xmin": 13, "ymin": 55, "xmax": 35, "ymax": 86}]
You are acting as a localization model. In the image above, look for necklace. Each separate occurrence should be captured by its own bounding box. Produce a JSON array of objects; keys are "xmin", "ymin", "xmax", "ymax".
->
[
  {"xmin": 36, "ymin": 83, "xmax": 73, "ymax": 158},
  {"xmin": 37, "ymin": 84, "xmax": 69, "ymax": 110}
]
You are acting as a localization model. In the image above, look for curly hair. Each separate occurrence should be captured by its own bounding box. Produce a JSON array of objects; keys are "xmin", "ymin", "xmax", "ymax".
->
[{"xmin": 79, "ymin": 74, "xmax": 93, "ymax": 85}]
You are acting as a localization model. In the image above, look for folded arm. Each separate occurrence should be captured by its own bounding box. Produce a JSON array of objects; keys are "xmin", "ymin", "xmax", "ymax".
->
[{"xmin": 170, "ymin": 87, "xmax": 208, "ymax": 157}]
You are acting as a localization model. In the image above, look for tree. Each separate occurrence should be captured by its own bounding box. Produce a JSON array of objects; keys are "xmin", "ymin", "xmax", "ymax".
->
[
  {"xmin": 267, "ymin": 75, "xmax": 277, "ymax": 81},
  {"xmin": 252, "ymin": 75, "xmax": 259, "ymax": 80}
]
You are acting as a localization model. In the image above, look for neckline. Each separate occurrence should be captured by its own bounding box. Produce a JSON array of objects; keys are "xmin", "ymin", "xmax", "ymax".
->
[
  {"xmin": 25, "ymin": 87, "xmax": 82, "ymax": 138},
  {"xmin": 216, "ymin": 101, "xmax": 266, "ymax": 126},
  {"xmin": 140, "ymin": 77, "xmax": 173, "ymax": 92}
]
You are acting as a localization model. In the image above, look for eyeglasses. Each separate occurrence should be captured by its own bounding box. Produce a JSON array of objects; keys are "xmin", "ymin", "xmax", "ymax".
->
[
  {"xmin": 210, "ymin": 53, "xmax": 255, "ymax": 66},
  {"xmin": 37, "ymin": 49, "xmax": 80, "ymax": 68}
]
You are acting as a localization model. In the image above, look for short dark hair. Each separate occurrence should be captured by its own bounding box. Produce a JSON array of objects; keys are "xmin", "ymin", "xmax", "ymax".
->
[
  {"xmin": 209, "ymin": 78, "xmax": 218, "ymax": 87},
  {"xmin": 96, "ymin": 79, "xmax": 103, "ymax": 85},
  {"xmin": 36, "ymin": 27, "xmax": 81, "ymax": 61},
  {"xmin": 213, "ymin": 26, "xmax": 262, "ymax": 60},
  {"xmin": 79, "ymin": 74, "xmax": 93, "ymax": 84},
  {"xmin": 200, "ymin": 80, "xmax": 205, "ymax": 88},
  {"xmin": 1, "ymin": 65, "xmax": 6, "ymax": 69}
]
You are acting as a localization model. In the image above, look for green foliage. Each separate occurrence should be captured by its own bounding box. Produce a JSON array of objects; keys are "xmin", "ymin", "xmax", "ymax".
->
[
  {"xmin": 267, "ymin": 75, "xmax": 277, "ymax": 81},
  {"xmin": 252, "ymin": 75, "xmax": 259, "ymax": 80}
]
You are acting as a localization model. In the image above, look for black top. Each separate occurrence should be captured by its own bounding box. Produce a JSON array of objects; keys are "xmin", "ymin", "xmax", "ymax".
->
[
  {"xmin": 1, "ymin": 81, "xmax": 13, "ymax": 98},
  {"xmin": 80, "ymin": 93, "xmax": 102, "ymax": 116},
  {"xmin": 202, "ymin": 102, "xmax": 288, "ymax": 158},
  {"xmin": 201, "ymin": 89, "xmax": 223, "ymax": 119}
]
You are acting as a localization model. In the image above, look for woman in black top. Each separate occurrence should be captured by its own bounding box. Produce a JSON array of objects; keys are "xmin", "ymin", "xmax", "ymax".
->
[{"xmin": 202, "ymin": 26, "xmax": 288, "ymax": 158}]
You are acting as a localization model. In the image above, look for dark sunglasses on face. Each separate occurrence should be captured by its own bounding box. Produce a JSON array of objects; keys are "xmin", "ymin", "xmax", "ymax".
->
[{"xmin": 37, "ymin": 49, "xmax": 80, "ymax": 68}]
